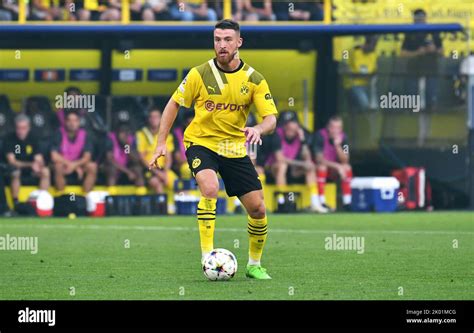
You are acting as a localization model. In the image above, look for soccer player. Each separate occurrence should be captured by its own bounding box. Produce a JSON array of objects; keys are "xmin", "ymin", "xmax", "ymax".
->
[
  {"xmin": 136, "ymin": 107, "xmax": 176, "ymax": 194},
  {"xmin": 51, "ymin": 110, "xmax": 97, "ymax": 194},
  {"xmin": 312, "ymin": 115, "xmax": 352, "ymax": 211},
  {"xmin": 264, "ymin": 111, "xmax": 328, "ymax": 213},
  {"xmin": 149, "ymin": 19, "xmax": 277, "ymax": 280},
  {"xmin": 104, "ymin": 124, "xmax": 144, "ymax": 187},
  {"xmin": 4, "ymin": 114, "xmax": 50, "ymax": 210}
]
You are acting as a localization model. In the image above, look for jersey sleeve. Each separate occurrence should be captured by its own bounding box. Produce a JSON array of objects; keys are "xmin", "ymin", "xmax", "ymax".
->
[
  {"xmin": 171, "ymin": 68, "xmax": 200, "ymax": 108},
  {"xmin": 252, "ymin": 79, "xmax": 278, "ymax": 118}
]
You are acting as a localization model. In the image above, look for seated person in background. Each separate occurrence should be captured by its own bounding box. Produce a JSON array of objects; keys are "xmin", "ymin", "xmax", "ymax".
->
[
  {"xmin": 0, "ymin": 0, "xmax": 23, "ymax": 21},
  {"xmin": 274, "ymin": 0, "xmax": 323, "ymax": 21},
  {"xmin": 400, "ymin": 8, "xmax": 443, "ymax": 111},
  {"xmin": 240, "ymin": 0, "xmax": 274, "ymax": 21},
  {"xmin": 254, "ymin": 125, "xmax": 279, "ymax": 182},
  {"xmin": 133, "ymin": 0, "xmax": 171, "ymax": 21},
  {"xmin": 172, "ymin": 109, "xmax": 194, "ymax": 179},
  {"xmin": 170, "ymin": 0, "xmax": 217, "ymax": 21},
  {"xmin": 51, "ymin": 110, "xmax": 97, "ymax": 194},
  {"xmin": 136, "ymin": 107, "xmax": 175, "ymax": 194},
  {"xmin": 30, "ymin": 0, "xmax": 62, "ymax": 20},
  {"xmin": 5, "ymin": 114, "xmax": 50, "ymax": 209},
  {"xmin": 56, "ymin": 86, "xmax": 87, "ymax": 128},
  {"xmin": 346, "ymin": 35, "xmax": 378, "ymax": 112},
  {"xmin": 79, "ymin": 0, "xmax": 121, "ymax": 21},
  {"xmin": 245, "ymin": 111, "xmax": 258, "ymax": 168},
  {"xmin": 266, "ymin": 111, "xmax": 327, "ymax": 213},
  {"xmin": 104, "ymin": 124, "xmax": 144, "ymax": 188},
  {"xmin": 312, "ymin": 115, "xmax": 352, "ymax": 211},
  {"xmin": 210, "ymin": 0, "xmax": 239, "ymax": 21}
]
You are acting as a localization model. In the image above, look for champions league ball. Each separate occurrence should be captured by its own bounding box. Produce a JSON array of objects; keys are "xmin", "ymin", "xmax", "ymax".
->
[{"xmin": 202, "ymin": 248, "xmax": 238, "ymax": 281}]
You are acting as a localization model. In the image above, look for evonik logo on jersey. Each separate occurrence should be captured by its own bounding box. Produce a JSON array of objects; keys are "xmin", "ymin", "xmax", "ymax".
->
[{"xmin": 204, "ymin": 100, "xmax": 248, "ymax": 112}]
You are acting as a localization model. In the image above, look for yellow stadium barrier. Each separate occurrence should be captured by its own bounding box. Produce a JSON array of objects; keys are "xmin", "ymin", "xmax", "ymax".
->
[{"xmin": 5, "ymin": 182, "xmax": 337, "ymax": 214}]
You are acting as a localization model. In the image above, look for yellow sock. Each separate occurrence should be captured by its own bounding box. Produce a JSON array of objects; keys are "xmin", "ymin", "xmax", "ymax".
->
[
  {"xmin": 248, "ymin": 215, "xmax": 268, "ymax": 265},
  {"xmin": 197, "ymin": 197, "xmax": 217, "ymax": 256}
]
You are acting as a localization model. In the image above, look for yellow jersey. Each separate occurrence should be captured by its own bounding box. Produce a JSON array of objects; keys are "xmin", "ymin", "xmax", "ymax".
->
[
  {"xmin": 346, "ymin": 46, "xmax": 377, "ymax": 88},
  {"xmin": 136, "ymin": 127, "xmax": 174, "ymax": 164},
  {"xmin": 171, "ymin": 58, "xmax": 278, "ymax": 158}
]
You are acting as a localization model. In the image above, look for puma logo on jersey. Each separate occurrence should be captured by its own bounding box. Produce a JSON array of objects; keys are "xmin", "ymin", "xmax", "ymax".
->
[{"xmin": 207, "ymin": 85, "xmax": 216, "ymax": 92}]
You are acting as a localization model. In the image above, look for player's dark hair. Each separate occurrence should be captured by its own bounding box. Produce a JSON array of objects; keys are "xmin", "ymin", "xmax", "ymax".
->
[
  {"xmin": 147, "ymin": 106, "xmax": 162, "ymax": 116},
  {"xmin": 328, "ymin": 114, "xmax": 342, "ymax": 124},
  {"xmin": 117, "ymin": 123, "xmax": 131, "ymax": 133},
  {"xmin": 65, "ymin": 109, "xmax": 81, "ymax": 119},
  {"xmin": 65, "ymin": 86, "xmax": 82, "ymax": 95},
  {"xmin": 413, "ymin": 9, "xmax": 426, "ymax": 17},
  {"xmin": 214, "ymin": 19, "xmax": 240, "ymax": 33}
]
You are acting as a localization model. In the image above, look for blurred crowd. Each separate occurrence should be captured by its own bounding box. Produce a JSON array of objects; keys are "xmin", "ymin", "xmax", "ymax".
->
[
  {"xmin": 0, "ymin": 0, "xmax": 325, "ymax": 22},
  {"xmin": 0, "ymin": 86, "xmax": 351, "ymax": 214}
]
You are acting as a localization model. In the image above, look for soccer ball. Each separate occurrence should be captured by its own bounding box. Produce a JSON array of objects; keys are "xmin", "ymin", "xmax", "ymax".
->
[{"xmin": 202, "ymin": 248, "xmax": 238, "ymax": 281}]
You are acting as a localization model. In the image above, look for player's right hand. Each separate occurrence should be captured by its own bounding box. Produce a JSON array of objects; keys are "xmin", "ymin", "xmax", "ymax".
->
[{"xmin": 148, "ymin": 145, "xmax": 167, "ymax": 170}]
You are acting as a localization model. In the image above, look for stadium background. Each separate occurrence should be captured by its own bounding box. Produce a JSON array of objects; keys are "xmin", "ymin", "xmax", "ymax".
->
[
  {"xmin": 0, "ymin": 0, "xmax": 473, "ymax": 212},
  {"xmin": 0, "ymin": 0, "xmax": 473, "ymax": 303}
]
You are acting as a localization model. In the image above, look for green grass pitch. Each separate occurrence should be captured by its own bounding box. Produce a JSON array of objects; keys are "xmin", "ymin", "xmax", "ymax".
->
[{"xmin": 0, "ymin": 212, "xmax": 472, "ymax": 300}]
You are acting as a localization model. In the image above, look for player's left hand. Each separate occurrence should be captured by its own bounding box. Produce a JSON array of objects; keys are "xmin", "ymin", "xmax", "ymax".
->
[
  {"xmin": 333, "ymin": 134, "xmax": 343, "ymax": 146},
  {"xmin": 240, "ymin": 126, "xmax": 262, "ymax": 145}
]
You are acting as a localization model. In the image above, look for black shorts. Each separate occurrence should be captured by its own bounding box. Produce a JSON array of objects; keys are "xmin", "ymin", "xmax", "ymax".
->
[
  {"xmin": 9, "ymin": 168, "xmax": 39, "ymax": 186},
  {"xmin": 185, "ymin": 145, "xmax": 262, "ymax": 197}
]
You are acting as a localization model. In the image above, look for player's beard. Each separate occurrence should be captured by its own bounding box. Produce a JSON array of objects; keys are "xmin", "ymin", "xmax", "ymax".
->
[{"xmin": 216, "ymin": 49, "xmax": 238, "ymax": 66}]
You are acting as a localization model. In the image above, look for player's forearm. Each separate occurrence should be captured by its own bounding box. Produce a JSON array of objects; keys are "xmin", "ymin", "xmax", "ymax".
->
[
  {"xmin": 317, "ymin": 154, "xmax": 339, "ymax": 169},
  {"xmin": 51, "ymin": 151, "xmax": 67, "ymax": 164},
  {"xmin": 335, "ymin": 146, "xmax": 349, "ymax": 164},
  {"xmin": 157, "ymin": 99, "xmax": 179, "ymax": 146},
  {"xmin": 285, "ymin": 158, "xmax": 306, "ymax": 167},
  {"xmin": 74, "ymin": 153, "xmax": 91, "ymax": 168},
  {"xmin": 9, "ymin": 159, "xmax": 32, "ymax": 169},
  {"xmin": 255, "ymin": 115, "xmax": 276, "ymax": 136}
]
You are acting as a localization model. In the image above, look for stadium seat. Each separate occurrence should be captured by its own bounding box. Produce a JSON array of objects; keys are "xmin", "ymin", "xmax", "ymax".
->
[
  {"xmin": 92, "ymin": 95, "xmax": 109, "ymax": 129},
  {"xmin": 151, "ymin": 95, "xmax": 171, "ymax": 111},
  {"xmin": 110, "ymin": 96, "xmax": 148, "ymax": 131}
]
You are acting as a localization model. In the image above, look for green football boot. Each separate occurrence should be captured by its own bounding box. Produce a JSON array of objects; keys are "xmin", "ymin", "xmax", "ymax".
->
[{"xmin": 246, "ymin": 265, "xmax": 272, "ymax": 280}]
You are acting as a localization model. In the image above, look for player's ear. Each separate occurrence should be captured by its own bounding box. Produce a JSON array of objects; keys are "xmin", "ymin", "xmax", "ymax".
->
[{"xmin": 238, "ymin": 37, "xmax": 243, "ymax": 48}]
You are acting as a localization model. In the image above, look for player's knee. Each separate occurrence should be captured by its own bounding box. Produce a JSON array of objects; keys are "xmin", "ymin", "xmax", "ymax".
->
[
  {"xmin": 148, "ymin": 176, "xmax": 159, "ymax": 186},
  {"xmin": 11, "ymin": 169, "xmax": 20, "ymax": 179},
  {"xmin": 86, "ymin": 162, "xmax": 98, "ymax": 174},
  {"xmin": 53, "ymin": 162, "xmax": 64, "ymax": 173},
  {"xmin": 200, "ymin": 182, "xmax": 219, "ymax": 198},
  {"xmin": 342, "ymin": 163, "xmax": 352, "ymax": 174},
  {"xmin": 41, "ymin": 167, "xmax": 50, "ymax": 178},
  {"xmin": 248, "ymin": 200, "xmax": 266, "ymax": 219},
  {"xmin": 316, "ymin": 164, "xmax": 327, "ymax": 172},
  {"xmin": 274, "ymin": 160, "xmax": 288, "ymax": 174}
]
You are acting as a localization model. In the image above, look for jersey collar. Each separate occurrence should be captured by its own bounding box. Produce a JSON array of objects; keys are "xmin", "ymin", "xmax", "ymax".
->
[{"xmin": 213, "ymin": 58, "xmax": 244, "ymax": 74}]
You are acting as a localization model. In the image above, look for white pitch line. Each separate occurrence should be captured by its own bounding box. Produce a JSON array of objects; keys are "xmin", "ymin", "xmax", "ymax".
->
[{"xmin": 0, "ymin": 223, "xmax": 473, "ymax": 235}]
